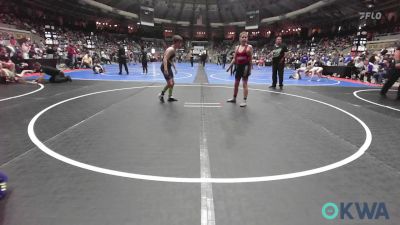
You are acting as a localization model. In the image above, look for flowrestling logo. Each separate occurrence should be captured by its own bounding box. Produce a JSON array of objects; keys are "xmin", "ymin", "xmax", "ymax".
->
[
  {"xmin": 359, "ymin": 12, "xmax": 382, "ymax": 20},
  {"xmin": 322, "ymin": 202, "xmax": 389, "ymax": 220}
]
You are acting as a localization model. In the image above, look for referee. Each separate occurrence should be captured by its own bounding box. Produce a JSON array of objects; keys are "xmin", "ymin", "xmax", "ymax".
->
[
  {"xmin": 118, "ymin": 45, "xmax": 129, "ymax": 75},
  {"xmin": 141, "ymin": 46, "xmax": 148, "ymax": 74},
  {"xmin": 269, "ymin": 36, "xmax": 288, "ymax": 89}
]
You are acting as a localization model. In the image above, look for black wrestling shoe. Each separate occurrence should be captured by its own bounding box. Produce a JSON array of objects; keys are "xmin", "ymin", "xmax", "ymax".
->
[
  {"xmin": 268, "ymin": 85, "xmax": 276, "ymax": 89},
  {"xmin": 227, "ymin": 98, "xmax": 236, "ymax": 103},
  {"xmin": 167, "ymin": 97, "xmax": 178, "ymax": 102},
  {"xmin": 158, "ymin": 93, "xmax": 165, "ymax": 103}
]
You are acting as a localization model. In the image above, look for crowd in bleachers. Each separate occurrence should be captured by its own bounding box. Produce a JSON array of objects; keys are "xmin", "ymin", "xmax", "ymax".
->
[{"xmin": 0, "ymin": 10, "xmax": 170, "ymax": 83}]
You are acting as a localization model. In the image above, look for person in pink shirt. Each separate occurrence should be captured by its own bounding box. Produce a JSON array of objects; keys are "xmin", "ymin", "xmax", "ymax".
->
[{"xmin": 67, "ymin": 43, "xmax": 77, "ymax": 68}]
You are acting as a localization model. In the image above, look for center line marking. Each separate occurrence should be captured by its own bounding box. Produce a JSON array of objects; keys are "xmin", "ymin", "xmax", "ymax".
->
[
  {"xmin": 199, "ymin": 85, "xmax": 216, "ymax": 225},
  {"xmin": 185, "ymin": 102, "xmax": 221, "ymax": 105},
  {"xmin": 184, "ymin": 105, "xmax": 222, "ymax": 108}
]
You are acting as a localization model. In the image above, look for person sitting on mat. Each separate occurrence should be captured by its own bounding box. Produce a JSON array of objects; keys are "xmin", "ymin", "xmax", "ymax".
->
[{"xmin": 81, "ymin": 53, "xmax": 93, "ymax": 69}]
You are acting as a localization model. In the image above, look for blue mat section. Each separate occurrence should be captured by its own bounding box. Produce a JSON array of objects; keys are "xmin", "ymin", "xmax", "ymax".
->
[
  {"xmin": 68, "ymin": 62, "xmax": 197, "ymax": 84},
  {"xmin": 26, "ymin": 62, "xmax": 371, "ymax": 87},
  {"xmin": 203, "ymin": 63, "xmax": 371, "ymax": 87}
]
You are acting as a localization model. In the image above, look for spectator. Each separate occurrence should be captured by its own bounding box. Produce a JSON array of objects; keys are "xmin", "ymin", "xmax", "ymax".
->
[
  {"xmin": 10, "ymin": 50, "xmax": 28, "ymax": 73},
  {"xmin": 373, "ymin": 59, "xmax": 390, "ymax": 84},
  {"xmin": 81, "ymin": 53, "xmax": 93, "ymax": 68},
  {"xmin": 360, "ymin": 59, "xmax": 378, "ymax": 83},
  {"xmin": 66, "ymin": 43, "xmax": 77, "ymax": 68}
]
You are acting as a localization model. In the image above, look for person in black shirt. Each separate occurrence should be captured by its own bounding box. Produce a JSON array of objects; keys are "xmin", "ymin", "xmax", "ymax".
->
[
  {"xmin": 269, "ymin": 36, "xmax": 288, "ymax": 89},
  {"xmin": 141, "ymin": 46, "xmax": 148, "ymax": 74},
  {"xmin": 222, "ymin": 53, "xmax": 227, "ymax": 69},
  {"xmin": 118, "ymin": 45, "xmax": 129, "ymax": 75},
  {"xmin": 380, "ymin": 46, "xmax": 400, "ymax": 99},
  {"xmin": 33, "ymin": 62, "xmax": 72, "ymax": 83},
  {"xmin": 227, "ymin": 51, "xmax": 236, "ymax": 76},
  {"xmin": 200, "ymin": 51, "xmax": 207, "ymax": 67},
  {"xmin": 217, "ymin": 55, "xmax": 221, "ymax": 65},
  {"xmin": 189, "ymin": 51, "xmax": 194, "ymax": 67},
  {"xmin": 11, "ymin": 50, "xmax": 28, "ymax": 73},
  {"xmin": 46, "ymin": 46, "xmax": 56, "ymax": 59}
]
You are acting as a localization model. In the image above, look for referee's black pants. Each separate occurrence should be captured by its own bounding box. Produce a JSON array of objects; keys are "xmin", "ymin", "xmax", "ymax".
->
[
  {"xmin": 119, "ymin": 60, "xmax": 128, "ymax": 74},
  {"xmin": 272, "ymin": 62, "xmax": 284, "ymax": 87}
]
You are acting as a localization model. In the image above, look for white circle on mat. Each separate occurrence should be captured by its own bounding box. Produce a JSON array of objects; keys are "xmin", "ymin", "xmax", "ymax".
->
[
  {"xmin": 353, "ymin": 89, "xmax": 400, "ymax": 112},
  {"xmin": 0, "ymin": 83, "xmax": 44, "ymax": 102},
  {"xmin": 28, "ymin": 85, "xmax": 371, "ymax": 183}
]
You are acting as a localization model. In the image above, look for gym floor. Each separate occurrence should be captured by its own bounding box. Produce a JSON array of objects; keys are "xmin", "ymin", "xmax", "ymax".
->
[{"xmin": 1, "ymin": 62, "xmax": 399, "ymax": 225}]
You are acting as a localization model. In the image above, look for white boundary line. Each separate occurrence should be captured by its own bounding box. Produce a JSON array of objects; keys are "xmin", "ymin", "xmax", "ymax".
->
[
  {"xmin": 27, "ymin": 84, "xmax": 372, "ymax": 183},
  {"xmin": 353, "ymin": 89, "xmax": 400, "ymax": 112},
  {"xmin": 0, "ymin": 83, "xmax": 44, "ymax": 102}
]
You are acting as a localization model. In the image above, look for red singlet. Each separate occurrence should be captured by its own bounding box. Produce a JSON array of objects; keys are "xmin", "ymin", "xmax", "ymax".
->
[{"xmin": 235, "ymin": 45, "xmax": 250, "ymax": 65}]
